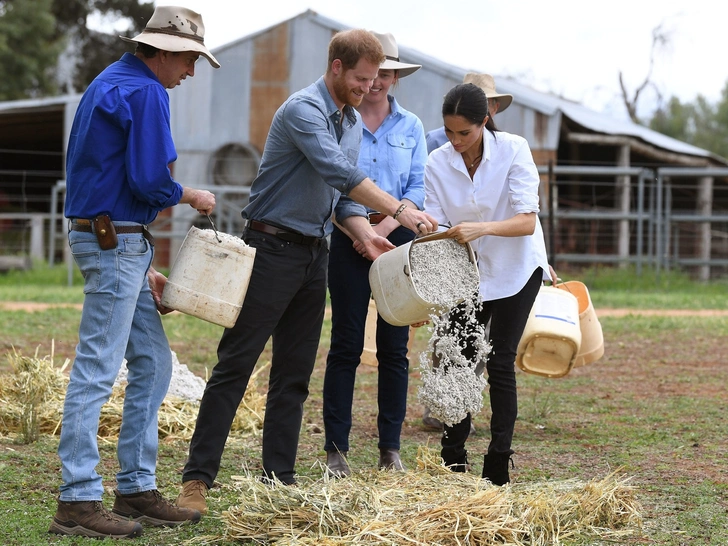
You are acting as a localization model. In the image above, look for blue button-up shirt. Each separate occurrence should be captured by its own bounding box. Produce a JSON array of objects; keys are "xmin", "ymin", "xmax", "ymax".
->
[
  {"xmin": 242, "ymin": 77, "xmax": 368, "ymax": 238},
  {"xmin": 64, "ymin": 53, "xmax": 183, "ymax": 224},
  {"xmin": 356, "ymin": 95, "xmax": 426, "ymax": 212}
]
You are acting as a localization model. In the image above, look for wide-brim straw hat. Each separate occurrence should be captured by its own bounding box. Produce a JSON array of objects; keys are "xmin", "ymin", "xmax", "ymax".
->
[
  {"xmin": 120, "ymin": 6, "xmax": 220, "ymax": 69},
  {"xmin": 463, "ymin": 73, "xmax": 512, "ymax": 112},
  {"xmin": 372, "ymin": 32, "xmax": 421, "ymax": 78}
]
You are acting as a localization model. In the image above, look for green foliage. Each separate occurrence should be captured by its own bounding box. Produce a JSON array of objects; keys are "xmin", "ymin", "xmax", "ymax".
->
[
  {"xmin": 0, "ymin": 0, "xmax": 154, "ymax": 99},
  {"xmin": 0, "ymin": 0, "xmax": 64, "ymax": 100},
  {"xmin": 648, "ymin": 83, "xmax": 728, "ymax": 160}
]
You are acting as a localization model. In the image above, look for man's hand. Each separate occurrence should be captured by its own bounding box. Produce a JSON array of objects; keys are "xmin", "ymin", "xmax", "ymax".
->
[
  {"xmin": 148, "ymin": 266, "xmax": 174, "ymax": 315},
  {"xmin": 357, "ymin": 235, "xmax": 395, "ymax": 261},
  {"xmin": 181, "ymin": 187, "xmax": 216, "ymax": 215},
  {"xmin": 396, "ymin": 206, "xmax": 438, "ymax": 235}
]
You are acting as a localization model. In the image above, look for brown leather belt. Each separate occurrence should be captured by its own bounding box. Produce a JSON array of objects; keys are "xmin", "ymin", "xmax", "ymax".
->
[
  {"xmin": 368, "ymin": 212, "xmax": 387, "ymax": 225},
  {"xmin": 248, "ymin": 220, "xmax": 324, "ymax": 247},
  {"xmin": 70, "ymin": 219, "xmax": 144, "ymax": 234}
]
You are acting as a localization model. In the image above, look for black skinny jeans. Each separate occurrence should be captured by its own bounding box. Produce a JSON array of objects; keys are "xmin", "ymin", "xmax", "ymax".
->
[{"xmin": 441, "ymin": 267, "xmax": 543, "ymax": 464}]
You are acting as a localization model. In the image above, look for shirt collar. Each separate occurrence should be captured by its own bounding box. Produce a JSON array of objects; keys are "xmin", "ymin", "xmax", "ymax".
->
[
  {"xmin": 315, "ymin": 77, "xmax": 358, "ymax": 125},
  {"xmin": 120, "ymin": 52, "xmax": 159, "ymax": 82}
]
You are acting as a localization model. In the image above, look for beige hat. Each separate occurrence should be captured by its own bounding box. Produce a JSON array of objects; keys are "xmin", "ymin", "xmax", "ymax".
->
[
  {"xmin": 372, "ymin": 32, "xmax": 421, "ymax": 78},
  {"xmin": 463, "ymin": 73, "xmax": 512, "ymax": 112},
  {"xmin": 120, "ymin": 6, "xmax": 220, "ymax": 69}
]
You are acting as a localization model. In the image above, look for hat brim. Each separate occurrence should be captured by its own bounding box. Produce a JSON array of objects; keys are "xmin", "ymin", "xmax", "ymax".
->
[
  {"xmin": 488, "ymin": 93, "xmax": 513, "ymax": 112},
  {"xmin": 120, "ymin": 33, "xmax": 220, "ymax": 69},
  {"xmin": 379, "ymin": 59, "xmax": 421, "ymax": 78}
]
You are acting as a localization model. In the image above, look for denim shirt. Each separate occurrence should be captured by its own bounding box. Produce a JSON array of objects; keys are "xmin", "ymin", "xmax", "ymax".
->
[
  {"xmin": 356, "ymin": 95, "xmax": 426, "ymax": 212},
  {"xmin": 242, "ymin": 77, "xmax": 369, "ymax": 238}
]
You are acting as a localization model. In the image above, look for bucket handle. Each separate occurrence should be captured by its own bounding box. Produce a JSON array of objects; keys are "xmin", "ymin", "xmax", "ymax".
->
[{"xmin": 206, "ymin": 214, "xmax": 222, "ymax": 243}]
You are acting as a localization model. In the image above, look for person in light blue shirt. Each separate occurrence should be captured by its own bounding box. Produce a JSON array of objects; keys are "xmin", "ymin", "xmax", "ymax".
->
[
  {"xmin": 179, "ymin": 29, "xmax": 437, "ymax": 509},
  {"xmin": 322, "ymin": 32, "xmax": 427, "ymax": 477},
  {"xmin": 52, "ymin": 6, "xmax": 217, "ymax": 539}
]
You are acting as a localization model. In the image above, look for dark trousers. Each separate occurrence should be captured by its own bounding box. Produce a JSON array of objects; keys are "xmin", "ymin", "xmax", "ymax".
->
[
  {"xmin": 322, "ymin": 225, "xmax": 413, "ymax": 452},
  {"xmin": 441, "ymin": 267, "xmax": 543, "ymax": 464},
  {"xmin": 182, "ymin": 230, "xmax": 328, "ymax": 486}
]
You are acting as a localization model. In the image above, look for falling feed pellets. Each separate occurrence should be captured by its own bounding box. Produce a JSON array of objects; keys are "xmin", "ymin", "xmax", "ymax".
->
[{"xmin": 408, "ymin": 237, "xmax": 490, "ymax": 426}]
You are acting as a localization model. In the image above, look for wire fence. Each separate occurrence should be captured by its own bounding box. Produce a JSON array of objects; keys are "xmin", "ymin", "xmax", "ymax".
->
[{"xmin": 1, "ymin": 161, "xmax": 727, "ymax": 280}]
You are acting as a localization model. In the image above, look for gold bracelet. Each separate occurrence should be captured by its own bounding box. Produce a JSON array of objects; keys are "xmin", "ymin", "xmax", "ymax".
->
[{"xmin": 392, "ymin": 203, "xmax": 407, "ymax": 220}]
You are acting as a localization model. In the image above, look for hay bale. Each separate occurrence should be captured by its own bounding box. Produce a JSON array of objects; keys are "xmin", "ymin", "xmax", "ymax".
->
[
  {"xmin": 0, "ymin": 348, "xmax": 269, "ymax": 442},
  {"xmin": 215, "ymin": 447, "xmax": 642, "ymax": 545},
  {"xmin": 1, "ymin": 346, "xmax": 68, "ymax": 443}
]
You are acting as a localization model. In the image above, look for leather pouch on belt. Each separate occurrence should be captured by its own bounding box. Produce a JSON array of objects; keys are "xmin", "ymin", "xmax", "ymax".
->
[{"xmin": 93, "ymin": 215, "xmax": 118, "ymax": 250}]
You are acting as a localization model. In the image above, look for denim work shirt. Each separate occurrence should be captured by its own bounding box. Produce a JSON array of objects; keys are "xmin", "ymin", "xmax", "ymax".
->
[
  {"xmin": 65, "ymin": 53, "xmax": 183, "ymax": 224},
  {"xmin": 356, "ymin": 95, "xmax": 426, "ymax": 213},
  {"xmin": 242, "ymin": 77, "xmax": 369, "ymax": 238}
]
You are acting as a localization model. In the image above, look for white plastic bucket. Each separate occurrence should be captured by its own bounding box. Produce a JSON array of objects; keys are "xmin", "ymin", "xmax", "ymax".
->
[
  {"xmin": 555, "ymin": 281, "xmax": 604, "ymax": 367},
  {"xmin": 161, "ymin": 226, "xmax": 256, "ymax": 328},
  {"xmin": 369, "ymin": 233, "xmax": 479, "ymax": 327},
  {"xmin": 516, "ymin": 285, "xmax": 582, "ymax": 378}
]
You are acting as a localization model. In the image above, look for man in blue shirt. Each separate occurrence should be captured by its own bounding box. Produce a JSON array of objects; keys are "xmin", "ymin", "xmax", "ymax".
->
[
  {"xmin": 50, "ymin": 6, "xmax": 217, "ymax": 539},
  {"xmin": 178, "ymin": 28, "xmax": 437, "ymax": 514}
]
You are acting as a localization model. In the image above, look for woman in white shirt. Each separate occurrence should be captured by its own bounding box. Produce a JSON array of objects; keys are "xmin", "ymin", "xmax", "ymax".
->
[{"xmin": 424, "ymin": 82, "xmax": 556, "ymax": 485}]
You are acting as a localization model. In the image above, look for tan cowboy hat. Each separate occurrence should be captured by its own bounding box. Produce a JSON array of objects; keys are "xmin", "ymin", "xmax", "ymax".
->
[
  {"xmin": 372, "ymin": 32, "xmax": 421, "ymax": 78},
  {"xmin": 120, "ymin": 6, "xmax": 220, "ymax": 69},
  {"xmin": 463, "ymin": 73, "xmax": 513, "ymax": 112}
]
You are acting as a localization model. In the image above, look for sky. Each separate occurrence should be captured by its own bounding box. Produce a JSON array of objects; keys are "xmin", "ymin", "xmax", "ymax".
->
[{"xmin": 121, "ymin": 1, "xmax": 725, "ymax": 121}]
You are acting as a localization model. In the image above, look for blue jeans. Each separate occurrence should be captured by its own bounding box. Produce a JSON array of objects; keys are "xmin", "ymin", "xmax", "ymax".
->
[
  {"xmin": 58, "ymin": 225, "xmax": 172, "ymax": 501},
  {"xmin": 323, "ymin": 225, "xmax": 413, "ymax": 453}
]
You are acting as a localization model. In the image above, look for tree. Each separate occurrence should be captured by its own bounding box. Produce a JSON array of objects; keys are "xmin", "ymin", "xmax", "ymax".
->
[
  {"xmin": 0, "ymin": 0, "xmax": 64, "ymax": 100},
  {"xmin": 0, "ymin": 0, "xmax": 153, "ymax": 100},
  {"xmin": 649, "ymin": 86, "xmax": 728, "ymax": 161},
  {"xmin": 51, "ymin": 0, "xmax": 154, "ymax": 93},
  {"xmin": 619, "ymin": 23, "xmax": 670, "ymax": 124}
]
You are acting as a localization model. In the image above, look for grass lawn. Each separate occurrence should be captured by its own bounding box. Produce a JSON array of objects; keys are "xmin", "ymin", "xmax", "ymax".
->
[{"xmin": 0, "ymin": 265, "xmax": 726, "ymax": 544}]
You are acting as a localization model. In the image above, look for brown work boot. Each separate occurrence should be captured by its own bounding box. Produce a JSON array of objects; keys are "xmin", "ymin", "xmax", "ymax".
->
[
  {"xmin": 112, "ymin": 489, "xmax": 200, "ymax": 527},
  {"xmin": 176, "ymin": 479, "xmax": 209, "ymax": 515},
  {"xmin": 49, "ymin": 499, "xmax": 143, "ymax": 538},
  {"xmin": 325, "ymin": 450, "xmax": 351, "ymax": 478},
  {"xmin": 378, "ymin": 448, "xmax": 406, "ymax": 471}
]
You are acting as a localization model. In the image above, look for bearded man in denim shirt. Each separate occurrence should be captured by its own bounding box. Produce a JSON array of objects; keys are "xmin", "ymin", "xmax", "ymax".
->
[{"xmin": 178, "ymin": 28, "xmax": 437, "ymax": 514}]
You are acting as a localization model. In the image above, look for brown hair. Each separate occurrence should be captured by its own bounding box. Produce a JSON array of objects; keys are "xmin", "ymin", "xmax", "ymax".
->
[{"xmin": 327, "ymin": 29, "xmax": 385, "ymax": 72}]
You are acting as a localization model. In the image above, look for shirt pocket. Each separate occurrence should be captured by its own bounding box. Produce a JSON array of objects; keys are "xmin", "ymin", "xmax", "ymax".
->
[{"xmin": 386, "ymin": 134, "xmax": 415, "ymax": 174}]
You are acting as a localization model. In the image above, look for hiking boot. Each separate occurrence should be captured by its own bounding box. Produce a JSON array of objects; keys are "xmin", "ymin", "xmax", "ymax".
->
[
  {"xmin": 378, "ymin": 448, "xmax": 406, "ymax": 471},
  {"xmin": 176, "ymin": 479, "xmax": 209, "ymax": 515},
  {"xmin": 325, "ymin": 451, "xmax": 351, "ymax": 478},
  {"xmin": 49, "ymin": 499, "xmax": 143, "ymax": 538},
  {"xmin": 112, "ymin": 489, "xmax": 201, "ymax": 527}
]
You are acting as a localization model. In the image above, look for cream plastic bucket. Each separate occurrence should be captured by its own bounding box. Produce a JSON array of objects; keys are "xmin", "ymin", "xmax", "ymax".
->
[
  {"xmin": 555, "ymin": 281, "xmax": 604, "ymax": 367},
  {"xmin": 360, "ymin": 299, "xmax": 415, "ymax": 367},
  {"xmin": 361, "ymin": 299, "xmax": 379, "ymax": 367},
  {"xmin": 516, "ymin": 286, "xmax": 582, "ymax": 378},
  {"xmin": 161, "ymin": 227, "xmax": 256, "ymax": 328},
  {"xmin": 369, "ymin": 233, "xmax": 478, "ymax": 327}
]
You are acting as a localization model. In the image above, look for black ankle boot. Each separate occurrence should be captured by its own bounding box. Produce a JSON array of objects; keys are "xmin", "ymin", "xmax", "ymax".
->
[
  {"xmin": 443, "ymin": 452, "xmax": 470, "ymax": 473},
  {"xmin": 482, "ymin": 452, "xmax": 513, "ymax": 485}
]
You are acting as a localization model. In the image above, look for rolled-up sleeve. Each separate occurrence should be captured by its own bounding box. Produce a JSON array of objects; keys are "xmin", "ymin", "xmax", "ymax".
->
[{"xmin": 508, "ymin": 139, "xmax": 540, "ymax": 214}]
